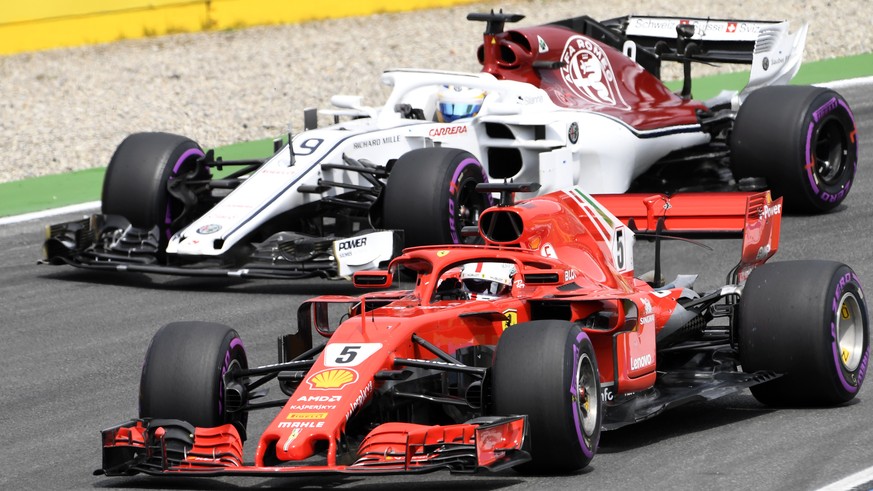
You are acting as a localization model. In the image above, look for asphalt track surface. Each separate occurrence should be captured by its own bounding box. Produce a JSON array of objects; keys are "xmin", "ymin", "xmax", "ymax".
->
[{"xmin": 1, "ymin": 81, "xmax": 871, "ymax": 490}]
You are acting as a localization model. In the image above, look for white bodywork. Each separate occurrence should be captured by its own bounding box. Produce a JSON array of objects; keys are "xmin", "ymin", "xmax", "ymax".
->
[
  {"xmin": 165, "ymin": 70, "xmax": 708, "ymax": 257},
  {"xmin": 166, "ymin": 18, "xmax": 806, "ymax": 258}
]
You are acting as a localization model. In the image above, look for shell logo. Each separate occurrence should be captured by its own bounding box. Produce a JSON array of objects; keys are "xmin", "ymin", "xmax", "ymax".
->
[{"xmin": 306, "ymin": 368, "xmax": 358, "ymax": 390}]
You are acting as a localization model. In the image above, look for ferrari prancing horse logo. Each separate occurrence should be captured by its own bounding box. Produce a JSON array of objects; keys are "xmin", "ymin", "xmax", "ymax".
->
[{"xmin": 502, "ymin": 309, "xmax": 518, "ymax": 330}]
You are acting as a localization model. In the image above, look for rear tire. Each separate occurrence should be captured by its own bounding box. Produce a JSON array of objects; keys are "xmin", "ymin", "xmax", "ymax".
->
[
  {"xmin": 731, "ymin": 86, "xmax": 857, "ymax": 214},
  {"xmin": 140, "ymin": 321, "xmax": 248, "ymax": 431},
  {"xmin": 493, "ymin": 320, "xmax": 601, "ymax": 473},
  {"xmin": 102, "ymin": 132, "xmax": 208, "ymax": 241},
  {"xmin": 739, "ymin": 260, "xmax": 869, "ymax": 406},
  {"xmin": 382, "ymin": 147, "xmax": 490, "ymax": 247}
]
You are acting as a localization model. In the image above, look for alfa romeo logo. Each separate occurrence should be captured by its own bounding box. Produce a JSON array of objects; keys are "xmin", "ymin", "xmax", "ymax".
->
[
  {"xmin": 196, "ymin": 224, "xmax": 222, "ymax": 234},
  {"xmin": 559, "ymin": 36, "xmax": 629, "ymax": 110},
  {"xmin": 568, "ymin": 122, "xmax": 579, "ymax": 144}
]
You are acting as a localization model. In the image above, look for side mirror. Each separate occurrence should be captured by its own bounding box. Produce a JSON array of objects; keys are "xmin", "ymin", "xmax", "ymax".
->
[
  {"xmin": 352, "ymin": 270, "xmax": 393, "ymax": 288},
  {"xmin": 297, "ymin": 296, "xmax": 359, "ymax": 338},
  {"xmin": 330, "ymin": 95, "xmax": 364, "ymax": 109}
]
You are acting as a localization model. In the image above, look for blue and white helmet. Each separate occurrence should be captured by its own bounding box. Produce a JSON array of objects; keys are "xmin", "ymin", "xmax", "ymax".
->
[{"xmin": 436, "ymin": 85, "xmax": 486, "ymax": 122}]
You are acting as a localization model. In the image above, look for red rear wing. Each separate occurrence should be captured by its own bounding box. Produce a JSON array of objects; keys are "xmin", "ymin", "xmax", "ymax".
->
[
  {"xmin": 594, "ymin": 191, "xmax": 783, "ymax": 279},
  {"xmin": 593, "ymin": 192, "xmax": 761, "ymax": 235}
]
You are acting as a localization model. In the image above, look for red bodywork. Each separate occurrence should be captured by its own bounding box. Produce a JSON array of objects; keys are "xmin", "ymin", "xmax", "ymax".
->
[
  {"xmin": 477, "ymin": 24, "xmax": 707, "ymax": 130},
  {"xmin": 100, "ymin": 186, "xmax": 783, "ymax": 477}
]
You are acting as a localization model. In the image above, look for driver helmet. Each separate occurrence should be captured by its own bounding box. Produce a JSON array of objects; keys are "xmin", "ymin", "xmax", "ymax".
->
[
  {"xmin": 460, "ymin": 262, "xmax": 515, "ymax": 300},
  {"xmin": 436, "ymin": 85, "xmax": 486, "ymax": 122}
]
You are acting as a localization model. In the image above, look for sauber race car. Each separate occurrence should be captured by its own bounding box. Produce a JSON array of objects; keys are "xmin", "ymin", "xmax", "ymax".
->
[
  {"xmin": 97, "ymin": 184, "xmax": 868, "ymax": 478},
  {"xmin": 45, "ymin": 11, "xmax": 858, "ymax": 280}
]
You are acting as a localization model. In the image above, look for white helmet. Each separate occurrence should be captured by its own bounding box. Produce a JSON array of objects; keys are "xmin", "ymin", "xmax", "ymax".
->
[
  {"xmin": 436, "ymin": 85, "xmax": 486, "ymax": 122},
  {"xmin": 460, "ymin": 262, "xmax": 515, "ymax": 299}
]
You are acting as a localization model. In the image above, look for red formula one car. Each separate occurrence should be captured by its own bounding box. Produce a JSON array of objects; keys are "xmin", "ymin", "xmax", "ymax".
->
[{"xmin": 98, "ymin": 185, "xmax": 868, "ymax": 477}]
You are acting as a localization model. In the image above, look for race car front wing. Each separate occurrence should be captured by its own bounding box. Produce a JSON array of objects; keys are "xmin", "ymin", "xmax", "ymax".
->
[
  {"xmin": 41, "ymin": 214, "xmax": 403, "ymax": 280},
  {"xmin": 96, "ymin": 416, "xmax": 530, "ymax": 477}
]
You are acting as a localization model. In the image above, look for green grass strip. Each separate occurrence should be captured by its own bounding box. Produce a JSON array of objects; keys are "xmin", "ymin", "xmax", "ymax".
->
[
  {"xmin": 0, "ymin": 142, "xmax": 278, "ymax": 216},
  {"xmin": 0, "ymin": 167, "xmax": 105, "ymax": 216},
  {"xmin": 1, "ymin": 53, "xmax": 870, "ymax": 218},
  {"xmin": 665, "ymin": 52, "xmax": 873, "ymax": 99}
]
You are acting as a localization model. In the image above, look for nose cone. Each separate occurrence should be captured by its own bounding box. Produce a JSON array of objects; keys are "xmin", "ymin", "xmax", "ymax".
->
[{"xmin": 257, "ymin": 374, "xmax": 376, "ymax": 465}]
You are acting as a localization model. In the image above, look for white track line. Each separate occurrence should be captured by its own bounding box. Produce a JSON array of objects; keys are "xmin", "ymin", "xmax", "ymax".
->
[
  {"xmin": 816, "ymin": 465, "xmax": 873, "ymax": 491},
  {"xmin": 817, "ymin": 75, "xmax": 873, "ymax": 90},
  {"xmin": 0, "ymin": 201, "xmax": 100, "ymax": 226}
]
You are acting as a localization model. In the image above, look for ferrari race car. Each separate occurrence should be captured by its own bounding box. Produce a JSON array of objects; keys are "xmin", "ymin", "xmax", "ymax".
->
[
  {"xmin": 44, "ymin": 11, "xmax": 858, "ymax": 280},
  {"xmin": 97, "ymin": 184, "xmax": 869, "ymax": 477}
]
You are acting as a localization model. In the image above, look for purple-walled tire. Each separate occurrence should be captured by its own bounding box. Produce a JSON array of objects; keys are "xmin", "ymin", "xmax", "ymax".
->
[
  {"xmin": 140, "ymin": 321, "xmax": 248, "ymax": 432},
  {"xmin": 102, "ymin": 132, "xmax": 207, "ymax": 242},
  {"xmin": 493, "ymin": 320, "xmax": 601, "ymax": 473},
  {"xmin": 739, "ymin": 260, "xmax": 869, "ymax": 406},
  {"xmin": 382, "ymin": 147, "xmax": 490, "ymax": 248},
  {"xmin": 730, "ymin": 86, "xmax": 858, "ymax": 214}
]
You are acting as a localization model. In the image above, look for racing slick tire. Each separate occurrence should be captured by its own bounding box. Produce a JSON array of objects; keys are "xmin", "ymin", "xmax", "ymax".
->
[
  {"xmin": 382, "ymin": 147, "xmax": 490, "ymax": 247},
  {"xmin": 730, "ymin": 86, "xmax": 857, "ymax": 214},
  {"xmin": 738, "ymin": 260, "xmax": 869, "ymax": 406},
  {"xmin": 102, "ymin": 132, "xmax": 208, "ymax": 242},
  {"xmin": 140, "ymin": 321, "xmax": 248, "ymax": 431},
  {"xmin": 493, "ymin": 320, "xmax": 601, "ymax": 473}
]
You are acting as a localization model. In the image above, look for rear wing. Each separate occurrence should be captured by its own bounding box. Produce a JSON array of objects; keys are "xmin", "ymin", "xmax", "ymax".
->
[
  {"xmin": 551, "ymin": 14, "xmax": 806, "ymax": 96},
  {"xmin": 614, "ymin": 16, "xmax": 780, "ymax": 62},
  {"xmin": 616, "ymin": 16, "xmax": 807, "ymax": 97},
  {"xmin": 594, "ymin": 191, "xmax": 783, "ymax": 282}
]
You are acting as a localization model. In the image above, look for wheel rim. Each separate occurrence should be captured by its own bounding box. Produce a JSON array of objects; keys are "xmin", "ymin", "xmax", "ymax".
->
[
  {"xmin": 219, "ymin": 337, "xmax": 248, "ymax": 427},
  {"xmin": 455, "ymin": 176, "xmax": 491, "ymax": 244},
  {"xmin": 575, "ymin": 352, "xmax": 599, "ymax": 437},
  {"xmin": 836, "ymin": 292, "xmax": 864, "ymax": 371},
  {"xmin": 813, "ymin": 118, "xmax": 849, "ymax": 186},
  {"xmin": 164, "ymin": 148, "xmax": 206, "ymax": 238}
]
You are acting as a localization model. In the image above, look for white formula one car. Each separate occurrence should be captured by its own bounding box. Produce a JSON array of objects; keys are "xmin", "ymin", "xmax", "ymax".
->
[{"xmin": 43, "ymin": 11, "xmax": 858, "ymax": 279}]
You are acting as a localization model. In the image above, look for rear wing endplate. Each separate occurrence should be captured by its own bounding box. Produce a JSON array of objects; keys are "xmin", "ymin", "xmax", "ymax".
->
[{"xmin": 594, "ymin": 191, "xmax": 783, "ymax": 281}]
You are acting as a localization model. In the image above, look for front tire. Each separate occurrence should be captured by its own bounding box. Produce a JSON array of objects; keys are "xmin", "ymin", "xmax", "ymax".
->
[
  {"xmin": 730, "ymin": 86, "xmax": 858, "ymax": 214},
  {"xmin": 493, "ymin": 320, "xmax": 601, "ymax": 473},
  {"xmin": 739, "ymin": 261, "xmax": 869, "ymax": 406},
  {"xmin": 382, "ymin": 147, "xmax": 490, "ymax": 247},
  {"xmin": 140, "ymin": 322, "xmax": 248, "ymax": 431},
  {"xmin": 102, "ymin": 132, "xmax": 208, "ymax": 242}
]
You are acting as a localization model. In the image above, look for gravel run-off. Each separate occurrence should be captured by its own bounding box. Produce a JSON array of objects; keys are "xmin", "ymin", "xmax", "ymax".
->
[{"xmin": 0, "ymin": 0, "xmax": 869, "ymax": 183}]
